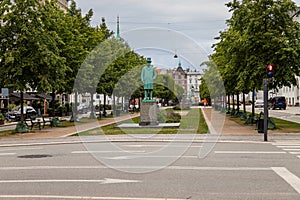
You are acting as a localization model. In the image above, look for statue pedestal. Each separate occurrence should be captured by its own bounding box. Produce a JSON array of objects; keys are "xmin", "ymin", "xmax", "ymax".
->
[{"xmin": 139, "ymin": 101, "xmax": 158, "ymax": 126}]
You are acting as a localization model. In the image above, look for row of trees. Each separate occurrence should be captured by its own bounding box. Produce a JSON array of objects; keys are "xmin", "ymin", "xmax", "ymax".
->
[
  {"xmin": 200, "ymin": 0, "xmax": 300, "ymax": 119},
  {"xmin": 0, "ymin": 0, "xmax": 184, "ymax": 121},
  {"xmin": 0, "ymin": 0, "xmax": 145, "ymax": 121}
]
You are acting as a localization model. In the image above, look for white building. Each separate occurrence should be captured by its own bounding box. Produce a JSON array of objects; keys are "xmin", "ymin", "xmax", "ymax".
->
[
  {"xmin": 157, "ymin": 63, "xmax": 202, "ymax": 105},
  {"xmin": 186, "ymin": 69, "xmax": 203, "ymax": 104}
]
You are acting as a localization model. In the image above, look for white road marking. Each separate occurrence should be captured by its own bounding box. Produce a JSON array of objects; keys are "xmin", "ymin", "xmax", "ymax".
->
[
  {"xmin": 72, "ymin": 150, "xmax": 145, "ymax": 154},
  {"xmin": 0, "ymin": 178, "xmax": 141, "ymax": 184},
  {"xmin": 272, "ymin": 167, "xmax": 300, "ymax": 194},
  {"xmin": 123, "ymin": 144, "xmax": 203, "ymax": 148},
  {"xmin": 0, "ymin": 147, "xmax": 43, "ymax": 152},
  {"xmin": 272, "ymin": 142, "xmax": 300, "ymax": 146},
  {"xmin": 103, "ymin": 155, "xmax": 198, "ymax": 160},
  {"xmin": 275, "ymin": 144, "xmax": 300, "ymax": 158},
  {"xmin": 298, "ymin": 156, "xmax": 300, "ymax": 159},
  {"xmin": 289, "ymin": 152, "xmax": 300, "ymax": 154},
  {"xmin": 167, "ymin": 166, "xmax": 271, "ymax": 171},
  {"xmin": 0, "ymin": 165, "xmax": 271, "ymax": 171},
  {"xmin": 214, "ymin": 151, "xmax": 286, "ymax": 154},
  {"xmin": 0, "ymin": 195, "xmax": 184, "ymax": 200},
  {"xmin": 277, "ymin": 146, "xmax": 300, "ymax": 148},
  {"xmin": 0, "ymin": 153, "xmax": 16, "ymax": 156},
  {"xmin": 283, "ymin": 149, "xmax": 300, "ymax": 151}
]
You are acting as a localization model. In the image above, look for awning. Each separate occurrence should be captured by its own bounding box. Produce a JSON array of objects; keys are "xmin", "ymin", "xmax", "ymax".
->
[
  {"xmin": 9, "ymin": 93, "xmax": 39, "ymax": 100},
  {"xmin": 34, "ymin": 93, "xmax": 52, "ymax": 100}
]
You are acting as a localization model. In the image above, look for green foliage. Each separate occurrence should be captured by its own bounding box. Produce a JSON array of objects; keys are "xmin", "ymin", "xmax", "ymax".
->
[
  {"xmin": 157, "ymin": 109, "xmax": 181, "ymax": 123},
  {"xmin": 15, "ymin": 122, "xmax": 29, "ymax": 133},
  {"xmin": 200, "ymin": 60, "xmax": 225, "ymax": 99},
  {"xmin": 154, "ymin": 74, "xmax": 178, "ymax": 103},
  {"xmin": 8, "ymin": 104, "xmax": 16, "ymax": 111},
  {"xmin": 157, "ymin": 110, "xmax": 167, "ymax": 123},
  {"xmin": 0, "ymin": 0, "xmax": 115, "ymax": 99},
  {"xmin": 212, "ymin": 0, "xmax": 300, "ymax": 94},
  {"xmin": 0, "ymin": 113, "xmax": 5, "ymax": 121}
]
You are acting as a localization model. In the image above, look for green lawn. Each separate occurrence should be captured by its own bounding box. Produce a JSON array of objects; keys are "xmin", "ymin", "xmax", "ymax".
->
[
  {"xmin": 230, "ymin": 112, "xmax": 300, "ymax": 133},
  {"xmin": 77, "ymin": 108, "xmax": 209, "ymax": 136}
]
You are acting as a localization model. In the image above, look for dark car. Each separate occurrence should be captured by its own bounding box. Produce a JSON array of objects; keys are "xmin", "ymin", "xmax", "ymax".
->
[{"xmin": 269, "ymin": 96, "xmax": 286, "ymax": 110}]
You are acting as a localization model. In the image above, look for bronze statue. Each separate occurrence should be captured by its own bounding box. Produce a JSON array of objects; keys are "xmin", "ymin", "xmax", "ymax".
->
[{"xmin": 141, "ymin": 57, "xmax": 157, "ymax": 102}]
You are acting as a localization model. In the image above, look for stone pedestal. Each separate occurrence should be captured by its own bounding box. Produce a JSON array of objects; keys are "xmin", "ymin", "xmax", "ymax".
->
[{"xmin": 139, "ymin": 102, "xmax": 159, "ymax": 126}]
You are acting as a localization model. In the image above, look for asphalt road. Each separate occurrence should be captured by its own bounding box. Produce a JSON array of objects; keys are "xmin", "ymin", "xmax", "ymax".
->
[{"xmin": 0, "ymin": 138, "xmax": 300, "ymax": 199}]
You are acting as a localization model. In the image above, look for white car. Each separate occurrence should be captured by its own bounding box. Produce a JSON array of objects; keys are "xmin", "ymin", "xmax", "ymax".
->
[
  {"xmin": 254, "ymin": 99, "xmax": 264, "ymax": 108},
  {"xmin": 7, "ymin": 106, "xmax": 37, "ymax": 121}
]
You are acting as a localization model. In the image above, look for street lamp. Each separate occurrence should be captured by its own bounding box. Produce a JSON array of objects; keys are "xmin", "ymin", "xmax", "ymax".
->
[{"xmin": 174, "ymin": 49, "xmax": 178, "ymax": 58}]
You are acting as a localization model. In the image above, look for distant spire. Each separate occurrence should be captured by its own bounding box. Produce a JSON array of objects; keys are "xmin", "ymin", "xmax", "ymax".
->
[{"xmin": 116, "ymin": 16, "xmax": 120, "ymax": 40}]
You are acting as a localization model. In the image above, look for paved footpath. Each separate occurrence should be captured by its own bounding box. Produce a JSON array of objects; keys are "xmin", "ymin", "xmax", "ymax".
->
[
  {"xmin": 0, "ymin": 113, "xmax": 140, "ymax": 140},
  {"xmin": 0, "ymin": 107, "xmax": 299, "ymax": 142},
  {"xmin": 201, "ymin": 107, "xmax": 257, "ymax": 134}
]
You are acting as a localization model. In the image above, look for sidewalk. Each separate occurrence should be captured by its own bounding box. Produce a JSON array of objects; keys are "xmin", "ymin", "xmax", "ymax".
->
[
  {"xmin": 0, "ymin": 107, "xmax": 298, "ymax": 141},
  {"xmin": 0, "ymin": 113, "xmax": 140, "ymax": 140},
  {"xmin": 201, "ymin": 107, "xmax": 257, "ymax": 134}
]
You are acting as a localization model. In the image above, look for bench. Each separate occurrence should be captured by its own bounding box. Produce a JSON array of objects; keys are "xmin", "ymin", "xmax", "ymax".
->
[
  {"xmin": 28, "ymin": 116, "xmax": 41, "ymax": 130},
  {"xmin": 42, "ymin": 115, "xmax": 53, "ymax": 128}
]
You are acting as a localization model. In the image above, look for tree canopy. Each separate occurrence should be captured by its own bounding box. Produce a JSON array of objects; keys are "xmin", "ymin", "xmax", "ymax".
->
[{"xmin": 212, "ymin": 0, "xmax": 300, "ymax": 97}]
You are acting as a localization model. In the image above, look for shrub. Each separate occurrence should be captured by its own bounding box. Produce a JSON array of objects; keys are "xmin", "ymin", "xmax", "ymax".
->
[
  {"xmin": 158, "ymin": 110, "xmax": 167, "ymax": 123},
  {"xmin": 0, "ymin": 113, "xmax": 5, "ymax": 121}
]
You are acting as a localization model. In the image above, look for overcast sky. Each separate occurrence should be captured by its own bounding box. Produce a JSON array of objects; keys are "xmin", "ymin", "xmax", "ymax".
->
[{"xmin": 75, "ymin": 0, "xmax": 300, "ymax": 70}]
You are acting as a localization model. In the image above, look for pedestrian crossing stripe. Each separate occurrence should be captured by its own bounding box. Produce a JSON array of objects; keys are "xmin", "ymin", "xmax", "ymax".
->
[{"xmin": 273, "ymin": 143, "xmax": 300, "ymax": 159}]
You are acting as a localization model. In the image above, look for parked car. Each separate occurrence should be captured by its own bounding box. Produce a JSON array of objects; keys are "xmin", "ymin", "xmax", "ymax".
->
[
  {"xmin": 6, "ymin": 106, "xmax": 37, "ymax": 121},
  {"xmin": 269, "ymin": 96, "xmax": 286, "ymax": 110},
  {"xmin": 254, "ymin": 99, "xmax": 264, "ymax": 108},
  {"xmin": 77, "ymin": 103, "xmax": 89, "ymax": 114}
]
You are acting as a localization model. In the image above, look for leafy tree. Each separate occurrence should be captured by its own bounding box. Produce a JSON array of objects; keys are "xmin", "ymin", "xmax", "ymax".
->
[
  {"xmin": 0, "ymin": 0, "xmax": 66, "ymax": 121},
  {"xmin": 199, "ymin": 77, "xmax": 210, "ymax": 101},
  {"xmin": 154, "ymin": 74, "xmax": 177, "ymax": 104},
  {"xmin": 113, "ymin": 51, "xmax": 145, "ymax": 110},
  {"xmin": 212, "ymin": 0, "xmax": 300, "ymax": 117}
]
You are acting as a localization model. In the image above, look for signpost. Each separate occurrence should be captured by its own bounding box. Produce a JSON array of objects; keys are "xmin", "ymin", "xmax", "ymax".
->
[
  {"xmin": 1, "ymin": 88, "xmax": 9, "ymax": 112},
  {"xmin": 263, "ymin": 79, "xmax": 268, "ymax": 141},
  {"xmin": 263, "ymin": 64, "xmax": 275, "ymax": 142}
]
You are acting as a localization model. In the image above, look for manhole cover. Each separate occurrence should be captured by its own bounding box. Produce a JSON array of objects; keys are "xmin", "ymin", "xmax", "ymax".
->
[{"xmin": 18, "ymin": 154, "xmax": 53, "ymax": 159}]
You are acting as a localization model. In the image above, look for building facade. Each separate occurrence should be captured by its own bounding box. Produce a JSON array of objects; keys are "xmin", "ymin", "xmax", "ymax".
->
[
  {"xmin": 172, "ymin": 62, "xmax": 188, "ymax": 98},
  {"xmin": 157, "ymin": 62, "xmax": 203, "ymax": 105},
  {"xmin": 186, "ymin": 70, "xmax": 203, "ymax": 104}
]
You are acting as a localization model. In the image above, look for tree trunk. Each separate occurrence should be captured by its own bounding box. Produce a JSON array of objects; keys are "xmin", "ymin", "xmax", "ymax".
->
[
  {"xmin": 252, "ymin": 88, "xmax": 255, "ymax": 124},
  {"xmin": 51, "ymin": 90, "xmax": 55, "ymax": 117},
  {"xmin": 103, "ymin": 94, "xmax": 107, "ymax": 117},
  {"xmin": 113, "ymin": 94, "xmax": 116, "ymax": 115},
  {"xmin": 90, "ymin": 93, "xmax": 95, "ymax": 119},
  {"xmin": 20, "ymin": 92, "xmax": 24, "ymax": 123},
  {"xmin": 70, "ymin": 90, "xmax": 78, "ymax": 122},
  {"xmin": 237, "ymin": 93, "xmax": 240, "ymax": 112},
  {"xmin": 243, "ymin": 92, "xmax": 246, "ymax": 113},
  {"xmin": 227, "ymin": 94, "xmax": 230, "ymax": 111},
  {"xmin": 232, "ymin": 94, "xmax": 235, "ymax": 110}
]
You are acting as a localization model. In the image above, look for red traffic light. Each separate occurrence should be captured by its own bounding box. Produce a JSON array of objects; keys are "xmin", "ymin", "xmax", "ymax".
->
[
  {"xmin": 267, "ymin": 64, "xmax": 274, "ymax": 78},
  {"xmin": 267, "ymin": 64, "xmax": 274, "ymax": 71}
]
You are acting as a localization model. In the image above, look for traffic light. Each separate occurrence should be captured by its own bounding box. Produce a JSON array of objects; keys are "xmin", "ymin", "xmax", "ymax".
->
[{"xmin": 267, "ymin": 64, "xmax": 274, "ymax": 78}]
